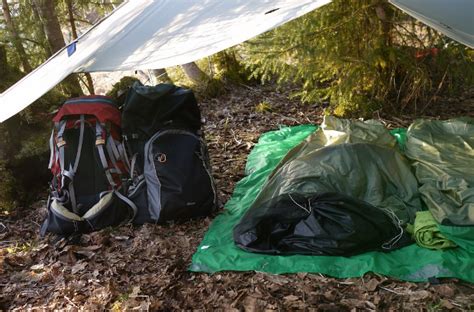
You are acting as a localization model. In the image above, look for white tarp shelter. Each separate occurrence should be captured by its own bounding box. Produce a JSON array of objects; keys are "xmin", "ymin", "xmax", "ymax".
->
[
  {"xmin": 0, "ymin": 0, "xmax": 332, "ymax": 122},
  {"xmin": 1, "ymin": 0, "xmax": 473, "ymax": 122}
]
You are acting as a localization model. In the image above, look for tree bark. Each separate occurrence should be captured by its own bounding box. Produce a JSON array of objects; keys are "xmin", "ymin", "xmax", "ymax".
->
[
  {"xmin": 0, "ymin": 45, "xmax": 7, "ymax": 75},
  {"xmin": 35, "ymin": 0, "xmax": 65, "ymax": 53},
  {"xmin": 34, "ymin": 0, "xmax": 83, "ymax": 97},
  {"xmin": 181, "ymin": 62, "xmax": 210, "ymax": 85},
  {"xmin": 0, "ymin": 45, "xmax": 9, "ymax": 90},
  {"xmin": 66, "ymin": 0, "xmax": 95, "ymax": 94},
  {"xmin": 375, "ymin": 2, "xmax": 393, "ymax": 46},
  {"xmin": 152, "ymin": 68, "xmax": 173, "ymax": 83},
  {"xmin": 66, "ymin": 0, "xmax": 78, "ymax": 40},
  {"xmin": 2, "ymin": 0, "xmax": 32, "ymax": 72},
  {"xmin": 30, "ymin": 0, "xmax": 52, "ymax": 56}
]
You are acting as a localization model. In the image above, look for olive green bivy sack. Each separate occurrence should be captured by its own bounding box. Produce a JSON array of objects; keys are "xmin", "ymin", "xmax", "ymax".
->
[{"xmin": 406, "ymin": 118, "xmax": 474, "ymax": 252}]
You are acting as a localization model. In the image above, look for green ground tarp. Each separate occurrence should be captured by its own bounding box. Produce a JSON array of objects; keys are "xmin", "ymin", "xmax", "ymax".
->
[{"xmin": 190, "ymin": 123, "xmax": 474, "ymax": 282}]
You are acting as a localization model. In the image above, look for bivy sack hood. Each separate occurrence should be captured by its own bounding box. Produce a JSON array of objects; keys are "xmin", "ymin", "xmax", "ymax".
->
[
  {"xmin": 122, "ymin": 83, "xmax": 217, "ymax": 224},
  {"xmin": 41, "ymin": 96, "xmax": 136, "ymax": 236},
  {"xmin": 234, "ymin": 117, "xmax": 422, "ymax": 256}
]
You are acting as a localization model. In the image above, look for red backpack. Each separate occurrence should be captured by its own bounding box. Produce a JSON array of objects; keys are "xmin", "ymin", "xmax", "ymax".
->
[{"xmin": 41, "ymin": 95, "xmax": 136, "ymax": 236}]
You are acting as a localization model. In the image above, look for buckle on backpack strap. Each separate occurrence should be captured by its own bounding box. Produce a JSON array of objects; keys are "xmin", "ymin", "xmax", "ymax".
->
[
  {"xmin": 155, "ymin": 153, "xmax": 167, "ymax": 163},
  {"xmin": 57, "ymin": 138, "xmax": 66, "ymax": 148},
  {"xmin": 95, "ymin": 138, "xmax": 106, "ymax": 145}
]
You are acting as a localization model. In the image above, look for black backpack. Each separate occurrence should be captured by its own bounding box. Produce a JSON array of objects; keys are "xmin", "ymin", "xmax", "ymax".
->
[
  {"xmin": 41, "ymin": 96, "xmax": 136, "ymax": 236},
  {"xmin": 122, "ymin": 82, "xmax": 217, "ymax": 224}
]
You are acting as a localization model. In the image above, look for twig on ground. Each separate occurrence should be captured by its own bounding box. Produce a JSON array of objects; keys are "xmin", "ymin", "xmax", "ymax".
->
[
  {"xmin": 379, "ymin": 286, "xmax": 403, "ymax": 295},
  {"xmin": 64, "ymin": 296, "xmax": 79, "ymax": 308}
]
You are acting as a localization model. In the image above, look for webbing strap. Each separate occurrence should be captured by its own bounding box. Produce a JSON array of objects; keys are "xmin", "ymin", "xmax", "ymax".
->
[
  {"xmin": 97, "ymin": 143, "xmax": 109, "ymax": 169},
  {"xmin": 95, "ymin": 123, "xmax": 108, "ymax": 169},
  {"xmin": 57, "ymin": 121, "xmax": 67, "ymax": 174},
  {"xmin": 106, "ymin": 136, "xmax": 122, "ymax": 175},
  {"xmin": 114, "ymin": 190, "xmax": 138, "ymax": 219},
  {"xmin": 95, "ymin": 122, "xmax": 102, "ymax": 138},
  {"xmin": 54, "ymin": 149, "xmax": 59, "ymax": 169},
  {"xmin": 48, "ymin": 129, "xmax": 55, "ymax": 169},
  {"xmin": 97, "ymin": 143, "xmax": 115, "ymax": 187},
  {"xmin": 95, "ymin": 123, "xmax": 116, "ymax": 188},
  {"xmin": 59, "ymin": 146, "xmax": 65, "ymax": 173},
  {"xmin": 72, "ymin": 115, "xmax": 85, "ymax": 173},
  {"xmin": 118, "ymin": 142, "xmax": 131, "ymax": 172},
  {"xmin": 57, "ymin": 121, "xmax": 67, "ymax": 138},
  {"xmin": 109, "ymin": 137, "xmax": 121, "ymax": 160},
  {"xmin": 130, "ymin": 153, "xmax": 138, "ymax": 179}
]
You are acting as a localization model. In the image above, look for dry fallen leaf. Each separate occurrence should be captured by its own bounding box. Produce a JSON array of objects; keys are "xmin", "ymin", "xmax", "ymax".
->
[
  {"xmin": 283, "ymin": 295, "xmax": 299, "ymax": 302},
  {"xmin": 71, "ymin": 261, "xmax": 88, "ymax": 274},
  {"xmin": 365, "ymin": 278, "xmax": 380, "ymax": 292},
  {"xmin": 409, "ymin": 290, "xmax": 431, "ymax": 302}
]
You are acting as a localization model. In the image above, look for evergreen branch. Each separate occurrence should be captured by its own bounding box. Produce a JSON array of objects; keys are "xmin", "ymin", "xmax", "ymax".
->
[{"xmin": 247, "ymin": 3, "xmax": 378, "ymax": 55}]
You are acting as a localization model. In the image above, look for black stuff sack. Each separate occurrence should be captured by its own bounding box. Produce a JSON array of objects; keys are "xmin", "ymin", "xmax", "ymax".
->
[{"xmin": 234, "ymin": 192, "xmax": 411, "ymax": 256}]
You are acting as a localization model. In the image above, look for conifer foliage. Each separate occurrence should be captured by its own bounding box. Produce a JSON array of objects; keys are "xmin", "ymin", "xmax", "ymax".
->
[{"xmin": 243, "ymin": 0, "xmax": 474, "ymax": 116}]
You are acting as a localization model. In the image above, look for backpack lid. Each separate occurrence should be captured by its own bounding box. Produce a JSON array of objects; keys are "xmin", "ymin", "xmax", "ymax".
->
[
  {"xmin": 53, "ymin": 95, "xmax": 121, "ymax": 126},
  {"xmin": 122, "ymin": 82, "xmax": 202, "ymax": 140}
]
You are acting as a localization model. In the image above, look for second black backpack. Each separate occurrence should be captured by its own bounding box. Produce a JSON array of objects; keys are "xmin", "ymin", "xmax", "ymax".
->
[
  {"xmin": 122, "ymin": 82, "xmax": 217, "ymax": 224},
  {"xmin": 122, "ymin": 82, "xmax": 202, "ymax": 170}
]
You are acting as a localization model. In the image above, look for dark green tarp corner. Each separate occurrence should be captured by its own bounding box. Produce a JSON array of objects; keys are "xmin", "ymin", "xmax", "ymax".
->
[{"xmin": 190, "ymin": 120, "xmax": 474, "ymax": 283}]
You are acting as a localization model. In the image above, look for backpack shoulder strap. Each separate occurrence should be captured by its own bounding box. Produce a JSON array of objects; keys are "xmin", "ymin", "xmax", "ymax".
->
[
  {"xmin": 49, "ymin": 116, "xmax": 86, "ymax": 214},
  {"xmin": 95, "ymin": 122, "xmax": 117, "ymax": 188}
]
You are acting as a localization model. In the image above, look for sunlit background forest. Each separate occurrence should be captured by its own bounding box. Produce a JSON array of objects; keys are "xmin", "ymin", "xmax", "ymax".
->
[{"xmin": 1, "ymin": 0, "xmax": 474, "ymax": 212}]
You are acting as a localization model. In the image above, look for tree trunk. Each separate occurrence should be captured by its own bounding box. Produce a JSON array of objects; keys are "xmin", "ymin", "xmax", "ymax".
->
[
  {"xmin": 2, "ymin": 0, "xmax": 32, "ymax": 72},
  {"xmin": 0, "ymin": 45, "xmax": 7, "ymax": 79},
  {"xmin": 66, "ymin": 0, "xmax": 78, "ymax": 40},
  {"xmin": 35, "ymin": 0, "xmax": 65, "ymax": 53},
  {"xmin": 66, "ymin": 0, "xmax": 95, "ymax": 94},
  {"xmin": 181, "ymin": 62, "xmax": 210, "ymax": 85},
  {"xmin": 0, "ymin": 45, "xmax": 11, "ymax": 94},
  {"xmin": 152, "ymin": 68, "xmax": 173, "ymax": 83},
  {"xmin": 30, "ymin": 1, "xmax": 52, "ymax": 56},
  {"xmin": 34, "ymin": 0, "xmax": 83, "ymax": 97},
  {"xmin": 375, "ymin": 2, "xmax": 393, "ymax": 46}
]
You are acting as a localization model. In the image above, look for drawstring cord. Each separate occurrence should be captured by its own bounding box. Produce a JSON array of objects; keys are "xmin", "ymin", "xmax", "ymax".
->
[
  {"xmin": 381, "ymin": 208, "xmax": 404, "ymax": 250},
  {"xmin": 289, "ymin": 193, "xmax": 404, "ymax": 250},
  {"xmin": 288, "ymin": 194, "xmax": 312, "ymax": 215}
]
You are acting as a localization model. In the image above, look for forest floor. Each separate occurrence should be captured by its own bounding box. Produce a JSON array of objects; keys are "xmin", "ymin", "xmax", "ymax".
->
[{"xmin": 1, "ymin": 84, "xmax": 474, "ymax": 311}]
